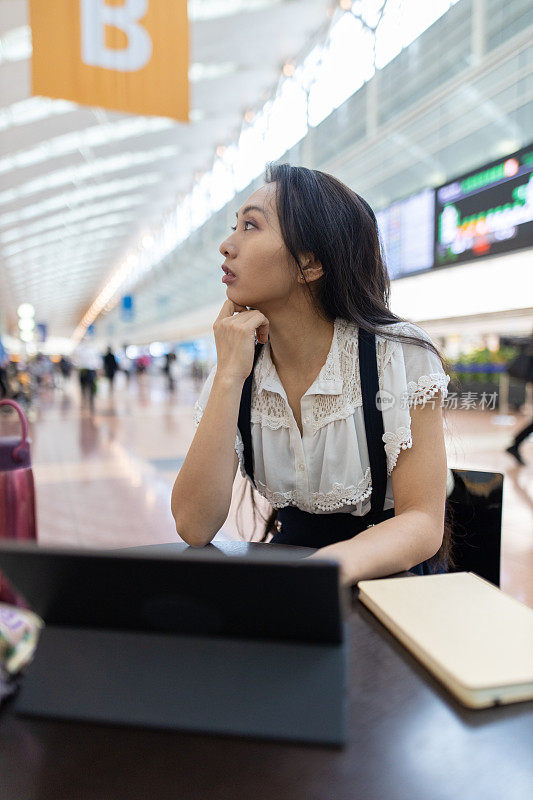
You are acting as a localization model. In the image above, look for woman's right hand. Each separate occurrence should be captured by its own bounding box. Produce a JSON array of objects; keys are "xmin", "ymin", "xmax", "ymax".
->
[{"xmin": 213, "ymin": 299, "xmax": 270, "ymax": 384}]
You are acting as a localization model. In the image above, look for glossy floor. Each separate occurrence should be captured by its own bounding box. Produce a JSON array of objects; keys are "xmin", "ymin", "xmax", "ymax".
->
[{"xmin": 2, "ymin": 371, "xmax": 532, "ymax": 606}]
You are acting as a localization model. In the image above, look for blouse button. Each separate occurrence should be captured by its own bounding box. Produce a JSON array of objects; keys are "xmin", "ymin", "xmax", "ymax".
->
[
  {"xmin": 298, "ymin": 463, "xmax": 305, "ymax": 471},
  {"xmin": 303, "ymin": 416, "xmax": 310, "ymax": 424}
]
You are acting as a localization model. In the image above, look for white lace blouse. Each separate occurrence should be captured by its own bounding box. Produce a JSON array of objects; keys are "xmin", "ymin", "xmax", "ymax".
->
[{"xmin": 194, "ymin": 318, "xmax": 450, "ymax": 516}]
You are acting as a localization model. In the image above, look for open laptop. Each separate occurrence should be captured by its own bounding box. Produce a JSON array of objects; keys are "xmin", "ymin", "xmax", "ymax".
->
[{"xmin": 0, "ymin": 540, "xmax": 349, "ymax": 744}]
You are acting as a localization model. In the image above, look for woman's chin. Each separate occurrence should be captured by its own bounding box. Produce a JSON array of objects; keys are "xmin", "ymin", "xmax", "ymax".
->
[{"xmin": 226, "ymin": 286, "xmax": 246, "ymax": 302}]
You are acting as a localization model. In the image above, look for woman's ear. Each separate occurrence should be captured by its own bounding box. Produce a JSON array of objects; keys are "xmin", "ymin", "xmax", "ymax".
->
[{"xmin": 298, "ymin": 253, "xmax": 324, "ymax": 283}]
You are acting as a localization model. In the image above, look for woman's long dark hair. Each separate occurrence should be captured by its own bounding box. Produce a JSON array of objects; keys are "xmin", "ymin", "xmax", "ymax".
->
[{"xmin": 235, "ymin": 163, "xmax": 456, "ymax": 571}]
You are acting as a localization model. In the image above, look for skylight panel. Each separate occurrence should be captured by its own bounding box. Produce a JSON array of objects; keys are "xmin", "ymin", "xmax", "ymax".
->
[
  {"xmin": 6, "ymin": 244, "xmax": 112, "ymax": 272},
  {"xmin": 0, "ymin": 173, "xmax": 161, "ymax": 228},
  {"xmin": 0, "ymin": 118, "xmax": 175, "ymax": 176},
  {"xmin": 0, "ymin": 26, "xmax": 32, "ymax": 65},
  {"xmin": 1, "ymin": 196, "xmax": 145, "ymax": 244},
  {"xmin": 188, "ymin": 0, "xmax": 284, "ymax": 21},
  {"xmin": 0, "ymin": 146, "xmax": 178, "ymax": 206},
  {"xmin": 2, "ymin": 216, "xmax": 132, "ymax": 257},
  {"xmin": 188, "ymin": 62, "xmax": 239, "ymax": 81},
  {"xmin": 0, "ymin": 97, "xmax": 76, "ymax": 133}
]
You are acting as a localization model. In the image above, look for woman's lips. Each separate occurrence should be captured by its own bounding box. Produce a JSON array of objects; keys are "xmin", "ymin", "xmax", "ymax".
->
[{"xmin": 221, "ymin": 265, "xmax": 237, "ymax": 284}]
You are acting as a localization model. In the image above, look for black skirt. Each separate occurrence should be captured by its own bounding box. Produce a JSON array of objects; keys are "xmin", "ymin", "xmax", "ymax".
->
[{"xmin": 270, "ymin": 506, "xmax": 395, "ymax": 549}]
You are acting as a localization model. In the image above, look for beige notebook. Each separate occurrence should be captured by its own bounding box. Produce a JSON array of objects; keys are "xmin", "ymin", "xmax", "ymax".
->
[{"xmin": 357, "ymin": 572, "xmax": 533, "ymax": 709}]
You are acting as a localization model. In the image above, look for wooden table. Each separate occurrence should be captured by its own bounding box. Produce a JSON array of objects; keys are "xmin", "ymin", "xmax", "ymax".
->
[{"xmin": 1, "ymin": 542, "xmax": 532, "ymax": 800}]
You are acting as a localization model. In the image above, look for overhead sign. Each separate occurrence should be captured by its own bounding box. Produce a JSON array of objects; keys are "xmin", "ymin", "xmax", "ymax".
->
[
  {"xmin": 36, "ymin": 323, "xmax": 48, "ymax": 342},
  {"xmin": 29, "ymin": 0, "xmax": 189, "ymax": 120},
  {"xmin": 376, "ymin": 188, "xmax": 434, "ymax": 280},
  {"xmin": 435, "ymin": 144, "xmax": 533, "ymax": 267},
  {"xmin": 121, "ymin": 294, "xmax": 135, "ymax": 321}
]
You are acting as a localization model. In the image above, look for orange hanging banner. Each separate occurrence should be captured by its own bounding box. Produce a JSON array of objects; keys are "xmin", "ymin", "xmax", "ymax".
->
[{"xmin": 29, "ymin": 0, "xmax": 189, "ymax": 121}]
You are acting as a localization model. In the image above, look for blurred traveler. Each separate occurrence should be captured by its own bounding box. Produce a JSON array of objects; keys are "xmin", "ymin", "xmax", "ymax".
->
[
  {"xmin": 74, "ymin": 339, "xmax": 100, "ymax": 413},
  {"xmin": 0, "ymin": 336, "xmax": 8, "ymax": 400},
  {"xmin": 164, "ymin": 352, "xmax": 178, "ymax": 392},
  {"xmin": 504, "ymin": 333, "xmax": 533, "ymax": 465},
  {"xmin": 123, "ymin": 358, "xmax": 133, "ymax": 384},
  {"xmin": 6, "ymin": 360, "xmax": 33, "ymax": 409},
  {"xmin": 135, "ymin": 354, "xmax": 151, "ymax": 375},
  {"xmin": 59, "ymin": 355, "xmax": 73, "ymax": 381},
  {"xmin": 191, "ymin": 358, "xmax": 205, "ymax": 387},
  {"xmin": 103, "ymin": 346, "xmax": 119, "ymax": 394},
  {"xmin": 30, "ymin": 353, "xmax": 50, "ymax": 389},
  {"xmin": 163, "ymin": 351, "xmax": 171, "ymax": 386}
]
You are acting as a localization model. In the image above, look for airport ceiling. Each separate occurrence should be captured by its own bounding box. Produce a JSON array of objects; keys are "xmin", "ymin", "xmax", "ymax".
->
[{"xmin": 0, "ymin": 0, "xmax": 332, "ymax": 339}]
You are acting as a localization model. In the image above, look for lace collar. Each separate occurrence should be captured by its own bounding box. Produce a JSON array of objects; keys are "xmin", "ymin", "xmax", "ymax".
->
[{"xmin": 254, "ymin": 317, "xmax": 344, "ymax": 398}]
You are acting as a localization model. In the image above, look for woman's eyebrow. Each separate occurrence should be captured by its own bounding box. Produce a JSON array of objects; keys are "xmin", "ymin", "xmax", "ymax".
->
[{"xmin": 235, "ymin": 205, "xmax": 268, "ymax": 220}]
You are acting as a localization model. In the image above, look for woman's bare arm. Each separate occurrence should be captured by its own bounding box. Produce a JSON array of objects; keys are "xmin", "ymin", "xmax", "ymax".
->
[
  {"xmin": 171, "ymin": 372, "xmax": 242, "ymax": 546},
  {"xmin": 311, "ymin": 398, "xmax": 447, "ymax": 583},
  {"xmin": 171, "ymin": 299, "xmax": 270, "ymax": 547}
]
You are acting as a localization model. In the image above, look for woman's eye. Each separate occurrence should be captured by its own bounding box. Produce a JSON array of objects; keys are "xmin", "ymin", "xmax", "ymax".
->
[{"xmin": 230, "ymin": 221, "xmax": 254, "ymax": 231}]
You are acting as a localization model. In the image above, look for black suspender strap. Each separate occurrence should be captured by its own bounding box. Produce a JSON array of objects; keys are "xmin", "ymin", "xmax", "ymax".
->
[
  {"xmin": 358, "ymin": 327, "xmax": 388, "ymax": 521},
  {"xmin": 237, "ymin": 342, "xmax": 264, "ymax": 488}
]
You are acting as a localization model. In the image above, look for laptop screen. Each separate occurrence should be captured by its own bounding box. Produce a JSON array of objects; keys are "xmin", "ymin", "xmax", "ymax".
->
[{"xmin": 0, "ymin": 541, "xmax": 347, "ymax": 645}]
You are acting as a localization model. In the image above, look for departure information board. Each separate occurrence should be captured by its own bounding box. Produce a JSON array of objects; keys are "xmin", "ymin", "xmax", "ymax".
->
[
  {"xmin": 376, "ymin": 188, "xmax": 434, "ymax": 279},
  {"xmin": 435, "ymin": 145, "xmax": 533, "ymax": 267}
]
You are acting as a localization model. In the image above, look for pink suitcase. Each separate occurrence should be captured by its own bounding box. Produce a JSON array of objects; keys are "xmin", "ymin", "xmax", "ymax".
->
[{"xmin": 0, "ymin": 399, "xmax": 37, "ymax": 605}]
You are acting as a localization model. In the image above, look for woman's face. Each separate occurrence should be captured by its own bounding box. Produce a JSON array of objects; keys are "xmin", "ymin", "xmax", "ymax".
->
[{"xmin": 218, "ymin": 183, "xmax": 298, "ymax": 310}]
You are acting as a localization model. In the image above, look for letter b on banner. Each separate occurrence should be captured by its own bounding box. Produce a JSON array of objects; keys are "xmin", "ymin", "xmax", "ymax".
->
[
  {"xmin": 81, "ymin": 0, "xmax": 152, "ymax": 71},
  {"xmin": 81, "ymin": 0, "xmax": 152, "ymax": 72},
  {"xmin": 29, "ymin": 0, "xmax": 189, "ymax": 120}
]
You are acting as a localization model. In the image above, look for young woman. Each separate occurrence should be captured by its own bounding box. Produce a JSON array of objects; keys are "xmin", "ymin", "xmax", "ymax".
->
[{"xmin": 171, "ymin": 164, "xmax": 452, "ymax": 585}]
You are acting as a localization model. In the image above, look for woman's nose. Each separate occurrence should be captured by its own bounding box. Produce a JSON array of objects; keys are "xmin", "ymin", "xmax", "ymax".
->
[{"xmin": 219, "ymin": 239, "xmax": 235, "ymax": 257}]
